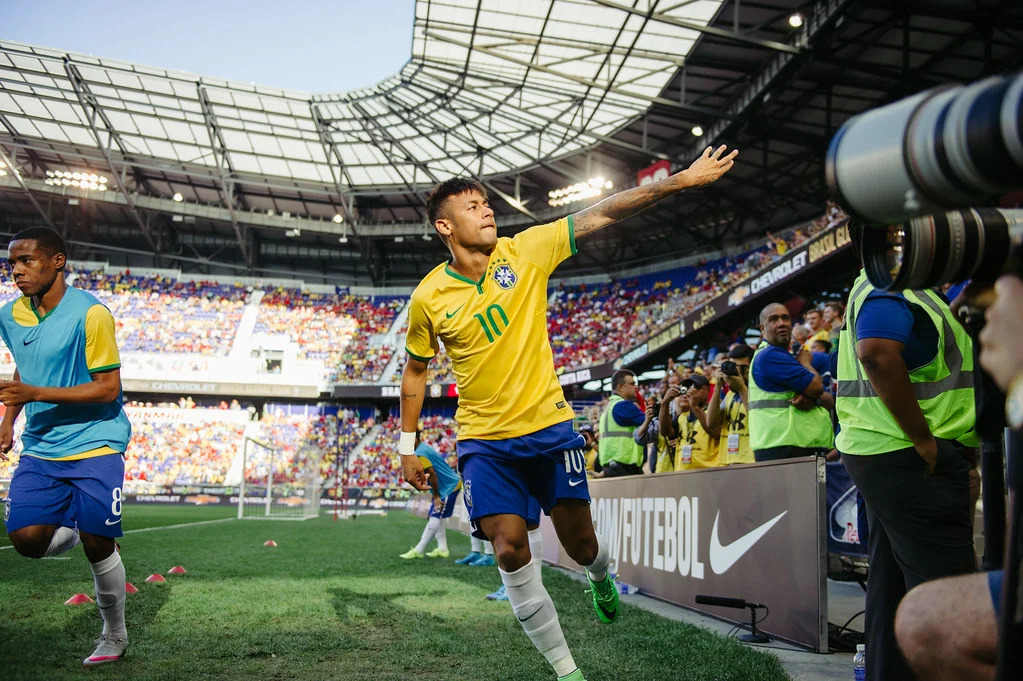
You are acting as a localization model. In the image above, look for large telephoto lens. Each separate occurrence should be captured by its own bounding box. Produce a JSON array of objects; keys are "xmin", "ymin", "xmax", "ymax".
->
[
  {"xmin": 862, "ymin": 208, "xmax": 1023, "ymax": 291},
  {"xmin": 827, "ymin": 71, "xmax": 1023, "ymax": 225}
]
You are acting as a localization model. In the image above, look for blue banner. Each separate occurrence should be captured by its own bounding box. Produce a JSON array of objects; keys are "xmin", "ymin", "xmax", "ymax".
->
[{"xmin": 826, "ymin": 461, "xmax": 868, "ymax": 557}]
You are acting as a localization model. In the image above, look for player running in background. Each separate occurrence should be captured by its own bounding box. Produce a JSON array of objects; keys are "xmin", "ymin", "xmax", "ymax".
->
[
  {"xmin": 400, "ymin": 430, "xmax": 462, "ymax": 559},
  {"xmin": 0, "ymin": 227, "xmax": 133, "ymax": 667},
  {"xmin": 399, "ymin": 146, "xmax": 737, "ymax": 681}
]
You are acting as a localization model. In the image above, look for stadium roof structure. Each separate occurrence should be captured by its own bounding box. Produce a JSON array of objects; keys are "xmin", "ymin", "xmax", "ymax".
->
[{"xmin": 1, "ymin": 0, "xmax": 1021, "ymax": 286}]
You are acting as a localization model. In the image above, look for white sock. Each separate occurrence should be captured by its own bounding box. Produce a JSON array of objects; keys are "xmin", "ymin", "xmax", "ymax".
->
[
  {"xmin": 435, "ymin": 519, "xmax": 448, "ymax": 551},
  {"xmin": 471, "ymin": 536, "xmax": 484, "ymax": 553},
  {"xmin": 583, "ymin": 534, "xmax": 610, "ymax": 582},
  {"xmin": 500, "ymin": 563, "xmax": 576, "ymax": 678},
  {"xmin": 528, "ymin": 528, "xmax": 544, "ymax": 583},
  {"xmin": 43, "ymin": 526, "xmax": 80, "ymax": 557},
  {"xmin": 90, "ymin": 550, "xmax": 127, "ymax": 640},
  {"xmin": 415, "ymin": 518, "xmax": 441, "ymax": 554},
  {"xmin": 484, "ymin": 541, "xmax": 495, "ymax": 556}
]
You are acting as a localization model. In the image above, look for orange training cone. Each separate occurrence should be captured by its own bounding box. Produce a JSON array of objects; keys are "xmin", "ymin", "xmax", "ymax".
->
[
  {"xmin": 124, "ymin": 583, "xmax": 139, "ymax": 594},
  {"xmin": 65, "ymin": 593, "xmax": 94, "ymax": 605},
  {"xmin": 145, "ymin": 573, "xmax": 166, "ymax": 583},
  {"xmin": 167, "ymin": 566, "xmax": 187, "ymax": 574},
  {"xmin": 264, "ymin": 540, "xmax": 277, "ymax": 547}
]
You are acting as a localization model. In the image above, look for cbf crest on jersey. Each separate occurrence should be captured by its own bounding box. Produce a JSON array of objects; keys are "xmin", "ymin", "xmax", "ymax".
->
[{"xmin": 491, "ymin": 259, "xmax": 517, "ymax": 290}]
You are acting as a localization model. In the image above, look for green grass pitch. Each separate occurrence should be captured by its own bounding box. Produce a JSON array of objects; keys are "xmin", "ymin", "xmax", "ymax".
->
[{"xmin": 0, "ymin": 506, "xmax": 790, "ymax": 680}]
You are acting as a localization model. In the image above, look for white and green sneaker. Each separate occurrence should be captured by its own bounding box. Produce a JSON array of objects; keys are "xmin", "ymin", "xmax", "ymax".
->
[
  {"xmin": 399, "ymin": 547, "xmax": 424, "ymax": 559},
  {"xmin": 425, "ymin": 548, "xmax": 450, "ymax": 558},
  {"xmin": 586, "ymin": 573, "xmax": 620, "ymax": 623}
]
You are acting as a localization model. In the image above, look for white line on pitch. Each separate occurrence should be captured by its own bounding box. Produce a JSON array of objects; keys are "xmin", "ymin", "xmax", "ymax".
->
[{"xmin": 0, "ymin": 516, "xmax": 239, "ymax": 550}]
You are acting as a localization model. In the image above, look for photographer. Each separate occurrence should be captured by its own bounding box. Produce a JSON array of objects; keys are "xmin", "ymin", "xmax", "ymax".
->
[
  {"xmin": 893, "ymin": 273, "xmax": 1023, "ymax": 681},
  {"xmin": 660, "ymin": 374, "xmax": 717, "ymax": 469},
  {"xmin": 706, "ymin": 345, "xmax": 755, "ymax": 465},
  {"xmin": 748, "ymin": 303, "xmax": 835, "ymax": 461},
  {"xmin": 634, "ymin": 391, "xmax": 674, "ymax": 473},
  {"xmin": 835, "ymin": 266, "xmax": 979, "ymax": 681}
]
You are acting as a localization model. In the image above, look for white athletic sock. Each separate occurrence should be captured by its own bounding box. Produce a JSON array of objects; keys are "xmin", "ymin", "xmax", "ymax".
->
[
  {"xmin": 415, "ymin": 518, "xmax": 442, "ymax": 554},
  {"xmin": 528, "ymin": 528, "xmax": 544, "ymax": 583},
  {"xmin": 90, "ymin": 550, "xmax": 126, "ymax": 640},
  {"xmin": 435, "ymin": 518, "xmax": 448, "ymax": 551},
  {"xmin": 583, "ymin": 534, "xmax": 610, "ymax": 582},
  {"xmin": 43, "ymin": 526, "xmax": 80, "ymax": 557},
  {"xmin": 483, "ymin": 541, "xmax": 495, "ymax": 556},
  {"xmin": 471, "ymin": 536, "xmax": 484, "ymax": 553},
  {"xmin": 500, "ymin": 563, "xmax": 576, "ymax": 677}
]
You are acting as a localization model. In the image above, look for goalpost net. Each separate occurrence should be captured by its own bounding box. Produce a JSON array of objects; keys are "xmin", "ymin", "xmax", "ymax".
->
[{"xmin": 237, "ymin": 437, "xmax": 321, "ymax": 520}]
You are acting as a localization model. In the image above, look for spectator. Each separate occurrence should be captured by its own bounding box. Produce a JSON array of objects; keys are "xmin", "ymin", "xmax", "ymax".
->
[
  {"xmin": 836, "ymin": 267, "xmax": 979, "ymax": 681},
  {"xmin": 707, "ymin": 344, "xmax": 755, "ymax": 465},
  {"xmin": 660, "ymin": 374, "xmax": 716, "ymax": 470},
  {"xmin": 597, "ymin": 370, "xmax": 647, "ymax": 477},
  {"xmin": 804, "ymin": 307, "xmax": 830, "ymax": 343},
  {"xmin": 823, "ymin": 301, "xmax": 845, "ymax": 346},
  {"xmin": 792, "ymin": 324, "xmax": 811, "ymax": 349},
  {"xmin": 748, "ymin": 303, "xmax": 834, "ymax": 461}
]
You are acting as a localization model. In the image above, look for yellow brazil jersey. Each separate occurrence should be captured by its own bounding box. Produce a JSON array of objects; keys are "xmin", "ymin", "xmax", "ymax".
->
[
  {"xmin": 674, "ymin": 412, "xmax": 719, "ymax": 470},
  {"xmin": 718, "ymin": 391, "xmax": 755, "ymax": 465},
  {"xmin": 405, "ymin": 217, "xmax": 577, "ymax": 440}
]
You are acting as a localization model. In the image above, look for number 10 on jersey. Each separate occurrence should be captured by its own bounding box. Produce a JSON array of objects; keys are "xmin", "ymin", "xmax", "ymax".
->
[{"xmin": 473, "ymin": 304, "xmax": 508, "ymax": 343}]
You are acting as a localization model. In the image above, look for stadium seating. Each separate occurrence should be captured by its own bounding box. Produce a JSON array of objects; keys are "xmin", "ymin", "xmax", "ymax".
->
[
  {"xmin": 77, "ymin": 271, "xmax": 248, "ymax": 356},
  {"xmin": 255, "ymin": 289, "xmax": 403, "ymax": 383}
]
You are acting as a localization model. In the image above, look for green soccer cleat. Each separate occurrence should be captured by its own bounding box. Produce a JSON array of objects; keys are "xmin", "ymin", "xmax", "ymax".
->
[
  {"xmin": 425, "ymin": 548, "xmax": 450, "ymax": 558},
  {"xmin": 585, "ymin": 573, "xmax": 620, "ymax": 624},
  {"xmin": 557, "ymin": 669, "xmax": 586, "ymax": 681},
  {"xmin": 399, "ymin": 547, "xmax": 424, "ymax": 560}
]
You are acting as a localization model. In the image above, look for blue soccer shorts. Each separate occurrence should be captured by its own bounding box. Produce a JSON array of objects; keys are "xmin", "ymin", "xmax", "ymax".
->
[
  {"xmin": 4, "ymin": 453, "xmax": 126, "ymax": 538},
  {"xmin": 457, "ymin": 421, "xmax": 590, "ymax": 540},
  {"xmin": 429, "ymin": 489, "xmax": 462, "ymax": 519}
]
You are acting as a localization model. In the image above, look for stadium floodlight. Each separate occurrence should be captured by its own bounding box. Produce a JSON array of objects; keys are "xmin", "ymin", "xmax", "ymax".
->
[
  {"xmin": 172, "ymin": 192, "xmax": 183, "ymax": 202},
  {"xmin": 692, "ymin": 125, "xmax": 705, "ymax": 137},
  {"xmin": 547, "ymin": 176, "xmax": 613, "ymax": 208},
  {"xmin": 0, "ymin": 169, "xmax": 6, "ymax": 177},
  {"xmin": 332, "ymin": 214, "xmax": 343, "ymax": 223},
  {"xmin": 788, "ymin": 13, "xmax": 803, "ymax": 27},
  {"xmin": 338, "ymin": 236, "xmax": 348, "ymax": 244}
]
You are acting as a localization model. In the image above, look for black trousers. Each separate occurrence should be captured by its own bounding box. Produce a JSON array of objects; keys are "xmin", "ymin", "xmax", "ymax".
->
[
  {"xmin": 841, "ymin": 441, "xmax": 976, "ymax": 681},
  {"xmin": 601, "ymin": 461, "xmax": 643, "ymax": 477},
  {"xmin": 753, "ymin": 445, "xmax": 815, "ymax": 462}
]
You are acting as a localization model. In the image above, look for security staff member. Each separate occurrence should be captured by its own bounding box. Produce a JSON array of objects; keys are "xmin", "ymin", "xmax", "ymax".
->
[
  {"xmin": 706, "ymin": 344, "xmax": 756, "ymax": 465},
  {"xmin": 836, "ymin": 270, "xmax": 978, "ymax": 681},
  {"xmin": 748, "ymin": 303, "xmax": 834, "ymax": 460},
  {"xmin": 598, "ymin": 370, "xmax": 646, "ymax": 477}
]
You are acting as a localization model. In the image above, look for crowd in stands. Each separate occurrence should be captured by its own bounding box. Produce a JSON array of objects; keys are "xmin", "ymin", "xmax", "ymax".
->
[
  {"xmin": 255, "ymin": 289, "xmax": 402, "ymax": 383},
  {"xmin": 354, "ymin": 413, "xmax": 459, "ymax": 488},
  {"xmin": 124, "ymin": 413, "xmax": 246, "ymax": 487},
  {"xmin": 78, "ymin": 271, "xmax": 248, "ymax": 356}
]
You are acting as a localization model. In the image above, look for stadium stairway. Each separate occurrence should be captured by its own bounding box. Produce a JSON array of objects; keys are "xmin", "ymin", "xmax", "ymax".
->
[
  {"xmin": 349, "ymin": 424, "xmax": 383, "ymax": 462},
  {"xmin": 227, "ymin": 291, "xmax": 265, "ymax": 360},
  {"xmin": 377, "ymin": 300, "xmax": 410, "ymax": 384}
]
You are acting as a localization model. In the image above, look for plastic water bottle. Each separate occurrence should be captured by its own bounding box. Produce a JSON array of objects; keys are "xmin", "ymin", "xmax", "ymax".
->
[{"xmin": 853, "ymin": 644, "xmax": 866, "ymax": 681}]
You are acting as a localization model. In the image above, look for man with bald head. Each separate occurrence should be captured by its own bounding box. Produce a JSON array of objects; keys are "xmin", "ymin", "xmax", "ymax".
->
[{"xmin": 747, "ymin": 303, "xmax": 834, "ymax": 461}]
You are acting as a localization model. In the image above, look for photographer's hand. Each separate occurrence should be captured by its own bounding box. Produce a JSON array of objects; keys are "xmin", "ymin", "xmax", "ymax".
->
[{"xmin": 979, "ymin": 275, "xmax": 1023, "ymax": 392}]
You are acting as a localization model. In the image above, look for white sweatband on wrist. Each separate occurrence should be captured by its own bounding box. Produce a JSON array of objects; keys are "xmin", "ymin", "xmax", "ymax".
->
[{"xmin": 399, "ymin": 431, "xmax": 417, "ymax": 457}]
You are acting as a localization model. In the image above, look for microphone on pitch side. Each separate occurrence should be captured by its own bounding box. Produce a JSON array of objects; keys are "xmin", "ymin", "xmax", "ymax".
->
[{"xmin": 694, "ymin": 594, "xmax": 767, "ymax": 609}]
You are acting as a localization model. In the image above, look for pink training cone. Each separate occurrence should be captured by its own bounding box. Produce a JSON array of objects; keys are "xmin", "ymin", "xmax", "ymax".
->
[
  {"xmin": 167, "ymin": 566, "xmax": 187, "ymax": 574},
  {"xmin": 65, "ymin": 593, "xmax": 94, "ymax": 605},
  {"xmin": 264, "ymin": 540, "xmax": 277, "ymax": 547},
  {"xmin": 124, "ymin": 583, "xmax": 139, "ymax": 594},
  {"xmin": 145, "ymin": 573, "xmax": 166, "ymax": 583}
]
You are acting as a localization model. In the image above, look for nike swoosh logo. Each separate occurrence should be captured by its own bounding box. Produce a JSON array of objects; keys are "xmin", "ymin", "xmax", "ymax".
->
[
  {"xmin": 104, "ymin": 518, "xmax": 122, "ymax": 525},
  {"xmin": 708, "ymin": 510, "xmax": 787, "ymax": 575},
  {"xmin": 445, "ymin": 304, "xmax": 465, "ymax": 319},
  {"xmin": 518, "ymin": 604, "xmax": 543, "ymax": 622},
  {"xmin": 568, "ymin": 479, "xmax": 585, "ymax": 487},
  {"xmin": 22, "ymin": 338, "xmax": 36, "ymax": 345}
]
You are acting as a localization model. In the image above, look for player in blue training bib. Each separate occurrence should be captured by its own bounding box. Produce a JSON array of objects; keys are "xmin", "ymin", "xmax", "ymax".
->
[
  {"xmin": 0, "ymin": 227, "xmax": 132, "ymax": 668},
  {"xmin": 399, "ymin": 431, "xmax": 464, "ymax": 559}
]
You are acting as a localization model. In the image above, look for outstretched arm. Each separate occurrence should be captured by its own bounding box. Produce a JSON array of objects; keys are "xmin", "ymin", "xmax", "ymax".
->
[{"xmin": 573, "ymin": 145, "xmax": 738, "ymax": 239}]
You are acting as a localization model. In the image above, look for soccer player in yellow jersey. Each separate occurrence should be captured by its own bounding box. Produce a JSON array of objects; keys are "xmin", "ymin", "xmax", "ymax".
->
[{"xmin": 399, "ymin": 145, "xmax": 737, "ymax": 681}]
